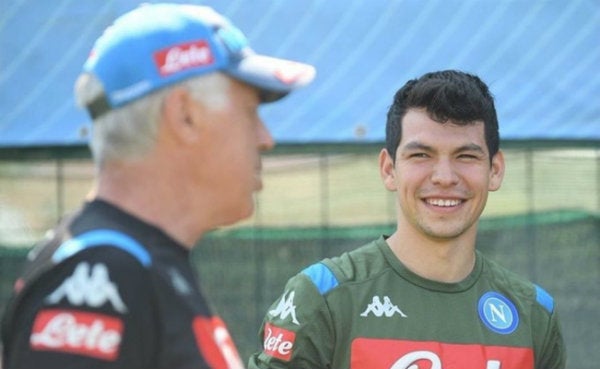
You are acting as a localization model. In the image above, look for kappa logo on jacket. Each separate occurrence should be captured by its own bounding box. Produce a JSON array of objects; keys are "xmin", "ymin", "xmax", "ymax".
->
[
  {"xmin": 46, "ymin": 262, "xmax": 128, "ymax": 313},
  {"xmin": 360, "ymin": 295, "xmax": 407, "ymax": 318},
  {"xmin": 269, "ymin": 290, "xmax": 300, "ymax": 325}
]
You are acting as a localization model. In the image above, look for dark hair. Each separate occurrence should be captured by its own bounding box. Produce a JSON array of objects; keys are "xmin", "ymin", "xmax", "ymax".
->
[{"xmin": 385, "ymin": 70, "xmax": 499, "ymax": 162}]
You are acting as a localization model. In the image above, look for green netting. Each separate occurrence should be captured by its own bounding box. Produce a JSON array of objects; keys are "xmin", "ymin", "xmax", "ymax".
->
[
  {"xmin": 194, "ymin": 211, "xmax": 600, "ymax": 366},
  {"xmin": 0, "ymin": 147, "xmax": 598, "ymax": 368},
  {"xmin": 1, "ymin": 211, "xmax": 596, "ymax": 368}
]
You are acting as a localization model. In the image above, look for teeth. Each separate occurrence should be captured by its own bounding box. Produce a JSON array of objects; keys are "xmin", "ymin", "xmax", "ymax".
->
[{"xmin": 427, "ymin": 199, "xmax": 461, "ymax": 207}]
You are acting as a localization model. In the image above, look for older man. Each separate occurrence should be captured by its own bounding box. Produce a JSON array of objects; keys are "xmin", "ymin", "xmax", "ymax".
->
[{"xmin": 1, "ymin": 3, "xmax": 314, "ymax": 369}]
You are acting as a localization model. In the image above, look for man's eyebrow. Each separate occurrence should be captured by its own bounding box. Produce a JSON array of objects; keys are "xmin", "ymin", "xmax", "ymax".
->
[
  {"xmin": 400, "ymin": 142, "xmax": 486, "ymax": 154},
  {"xmin": 455, "ymin": 143, "xmax": 485, "ymax": 154},
  {"xmin": 401, "ymin": 141, "xmax": 434, "ymax": 152}
]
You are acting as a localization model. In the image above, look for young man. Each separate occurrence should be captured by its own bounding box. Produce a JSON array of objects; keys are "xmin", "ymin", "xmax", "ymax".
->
[
  {"xmin": 1, "ymin": 3, "xmax": 314, "ymax": 369},
  {"xmin": 248, "ymin": 70, "xmax": 566, "ymax": 369}
]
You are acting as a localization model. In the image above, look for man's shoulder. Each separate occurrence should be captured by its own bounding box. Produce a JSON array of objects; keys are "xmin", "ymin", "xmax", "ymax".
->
[
  {"xmin": 480, "ymin": 253, "xmax": 556, "ymax": 315},
  {"xmin": 300, "ymin": 237, "xmax": 389, "ymax": 296}
]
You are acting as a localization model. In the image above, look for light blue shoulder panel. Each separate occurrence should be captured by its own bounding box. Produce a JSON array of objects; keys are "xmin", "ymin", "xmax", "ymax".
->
[
  {"xmin": 535, "ymin": 284, "xmax": 554, "ymax": 314},
  {"xmin": 52, "ymin": 229, "xmax": 152, "ymax": 267},
  {"xmin": 302, "ymin": 262, "xmax": 339, "ymax": 295}
]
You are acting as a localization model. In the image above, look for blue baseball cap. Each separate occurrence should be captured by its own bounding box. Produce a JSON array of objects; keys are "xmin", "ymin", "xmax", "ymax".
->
[{"xmin": 83, "ymin": 3, "xmax": 316, "ymax": 118}]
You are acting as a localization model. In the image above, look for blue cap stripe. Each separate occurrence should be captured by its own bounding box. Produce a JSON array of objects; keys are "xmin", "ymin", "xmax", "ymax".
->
[
  {"xmin": 52, "ymin": 229, "xmax": 152, "ymax": 267},
  {"xmin": 535, "ymin": 284, "xmax": 554, "ymax": 314},
  {"xmin": 302, "ymin": 262, "xmax": 339, "ymax": 295}
]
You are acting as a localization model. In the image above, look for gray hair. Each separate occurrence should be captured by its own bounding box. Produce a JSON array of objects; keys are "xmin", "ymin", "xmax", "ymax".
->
[{"xmin": 75, "ymin": 73, "xmax": 231, "ymax": 167}]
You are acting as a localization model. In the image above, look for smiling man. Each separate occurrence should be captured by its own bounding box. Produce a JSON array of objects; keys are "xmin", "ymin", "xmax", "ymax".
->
[{"xmin": 249, "ymin": 70, "xmax": 566, "ymax": 369}]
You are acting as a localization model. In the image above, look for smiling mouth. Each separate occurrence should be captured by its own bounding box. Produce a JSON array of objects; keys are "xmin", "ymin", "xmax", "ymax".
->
[{"xmin": 425, "ymin": 198, "xmax": 463, "ymax": 207}]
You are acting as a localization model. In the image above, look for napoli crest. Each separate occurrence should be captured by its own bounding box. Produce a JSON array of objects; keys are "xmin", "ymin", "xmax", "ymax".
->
[{"xmin": 478, "ymin": 291, "xmax": 519, "ymax": 334}]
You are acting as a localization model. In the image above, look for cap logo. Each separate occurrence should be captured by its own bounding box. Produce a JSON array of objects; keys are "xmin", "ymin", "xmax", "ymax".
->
[{"xmin": 154, "ymin": 40, "xmax": 215, "ymax": 76}]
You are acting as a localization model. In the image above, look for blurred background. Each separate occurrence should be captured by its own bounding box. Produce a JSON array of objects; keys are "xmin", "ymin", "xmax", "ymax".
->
[{"xmin": 1, "ymin": 0, "xmax": 599, "ymax": 367}]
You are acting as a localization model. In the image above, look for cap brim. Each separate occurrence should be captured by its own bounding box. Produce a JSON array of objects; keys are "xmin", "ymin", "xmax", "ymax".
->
[{"xmin": 226, "ymin": 54, "xmax": 316, "ymax": 103}]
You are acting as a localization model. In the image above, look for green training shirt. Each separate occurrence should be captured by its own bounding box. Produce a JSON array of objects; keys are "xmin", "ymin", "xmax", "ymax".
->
[{"xmin": 248, "ymin": 236, "xmax": 566, "ymax": 369}]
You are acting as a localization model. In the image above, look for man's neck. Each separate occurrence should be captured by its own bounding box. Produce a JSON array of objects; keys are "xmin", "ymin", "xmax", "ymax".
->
[
  {"xmin": 385, "ymin": 228, "xmax": 477, "ymax": 283},
  {"xmin": 94, "ymin": 161, "xmax": 206, "ymax": 249}
]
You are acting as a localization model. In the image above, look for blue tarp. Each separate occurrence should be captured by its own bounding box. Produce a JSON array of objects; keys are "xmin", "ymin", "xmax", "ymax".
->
[{"xmin": 1, "ymin": 0, "xmax": 598, "ymax": 148}]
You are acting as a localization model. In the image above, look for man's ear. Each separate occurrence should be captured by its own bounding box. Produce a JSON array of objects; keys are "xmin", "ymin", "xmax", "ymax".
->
[
  {"xmin": 161, "ymin": 87, "xmax": 200, "ymax": 143},
  {"xmin": 379, "ymin": 148, "xmax": 397, "ymax": 191},
  {"xmin": 488, "ymin": 149, "xmax": 505, "ymax": 191}
]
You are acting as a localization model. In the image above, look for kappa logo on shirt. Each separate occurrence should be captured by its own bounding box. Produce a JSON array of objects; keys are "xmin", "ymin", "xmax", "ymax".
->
[
  {"xmin": 30, "ymin": 308, "xmax": 123, "ymax": 361},
  {"xmin": 46, "ymin": 262, "xmax": 128, "ymax": 313},
  {"xmin": 269, "ymin": 290, "xmax": 300, "ymax": 325},
  {"xmin": 360, "ymin": 296, "xmax": 407, "ymax": 318}
]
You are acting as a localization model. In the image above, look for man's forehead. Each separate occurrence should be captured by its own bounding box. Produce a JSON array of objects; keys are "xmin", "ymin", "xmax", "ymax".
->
[
  {"xmin": 402, "ymin": 110, "xmax": 485, "ymax": 133},
  {"xmin": 399, "ymin": 113, "xmax": 487, "ymax": 150}
]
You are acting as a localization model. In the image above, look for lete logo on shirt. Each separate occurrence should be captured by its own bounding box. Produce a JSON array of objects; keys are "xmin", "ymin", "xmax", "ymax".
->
[
  {"xmin": 30, "ymin": 309, "xmax": 123, "ymax": 361},
  {"xmin": 262, "ymin": 322, "xmax": 296, "ymax": 361},
  {"xmin": 351, "ymin": 338, "xmax": 534, "ymax": 369}
]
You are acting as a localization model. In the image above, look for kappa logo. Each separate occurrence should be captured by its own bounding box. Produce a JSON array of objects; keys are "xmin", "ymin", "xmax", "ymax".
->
[
  {"xmin": 360, "ymin": 296, "xmax": 407, "ymax": 318},
  {"xmin": 269, "ymin": 290, "xmax": 300, "ymax": 325},
  {"xmin": 47, "ymin": 262, "xmax": 127, "ymax": 313}
]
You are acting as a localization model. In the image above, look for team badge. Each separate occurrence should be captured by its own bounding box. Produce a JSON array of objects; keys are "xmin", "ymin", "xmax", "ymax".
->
[{"xmin": 478, "ymin": 291, "xmax": 519, "ymax": 334}]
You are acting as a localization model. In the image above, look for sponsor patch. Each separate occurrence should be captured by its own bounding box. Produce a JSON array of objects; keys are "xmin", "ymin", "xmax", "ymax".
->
[
  {"xmin": 154, "ymin": 40, "xmax": 214, "ymax": 76},
  {"xmin": 30, "ymin": 309, "xmax": 123, "ymax": 361},
  {"xmin": 193, "ymin": 316, "xmax": 243, "ymax": 369},
  {"xmin": 351, "ymin": 338, "xmax": 534, "ymax": 369},
  {"xmin": 263, "ymin": 322, "xmax": 296, "ymax": 362},
  {"xmin": 478, "ymin": 291, "xmax": 519, "ymax": 334}
]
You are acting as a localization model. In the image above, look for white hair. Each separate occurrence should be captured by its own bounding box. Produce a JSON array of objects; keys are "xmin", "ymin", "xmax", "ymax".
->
[{"xmin": 74, "ymin": 73, "xmax": 231, "ymax": 167}]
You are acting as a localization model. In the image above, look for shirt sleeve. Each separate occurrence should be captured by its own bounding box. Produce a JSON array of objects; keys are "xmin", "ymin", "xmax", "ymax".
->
[
  {"xmin": 536, "ymin": 308, "xmax": 567, "ymax": 369},
  {"xmin": 248, "ymin": 271, "xmax": 335, "ymax": 369},
  {"xmin": 7, "ymin": 246, "xmax": 158, "ymax": 369}
]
